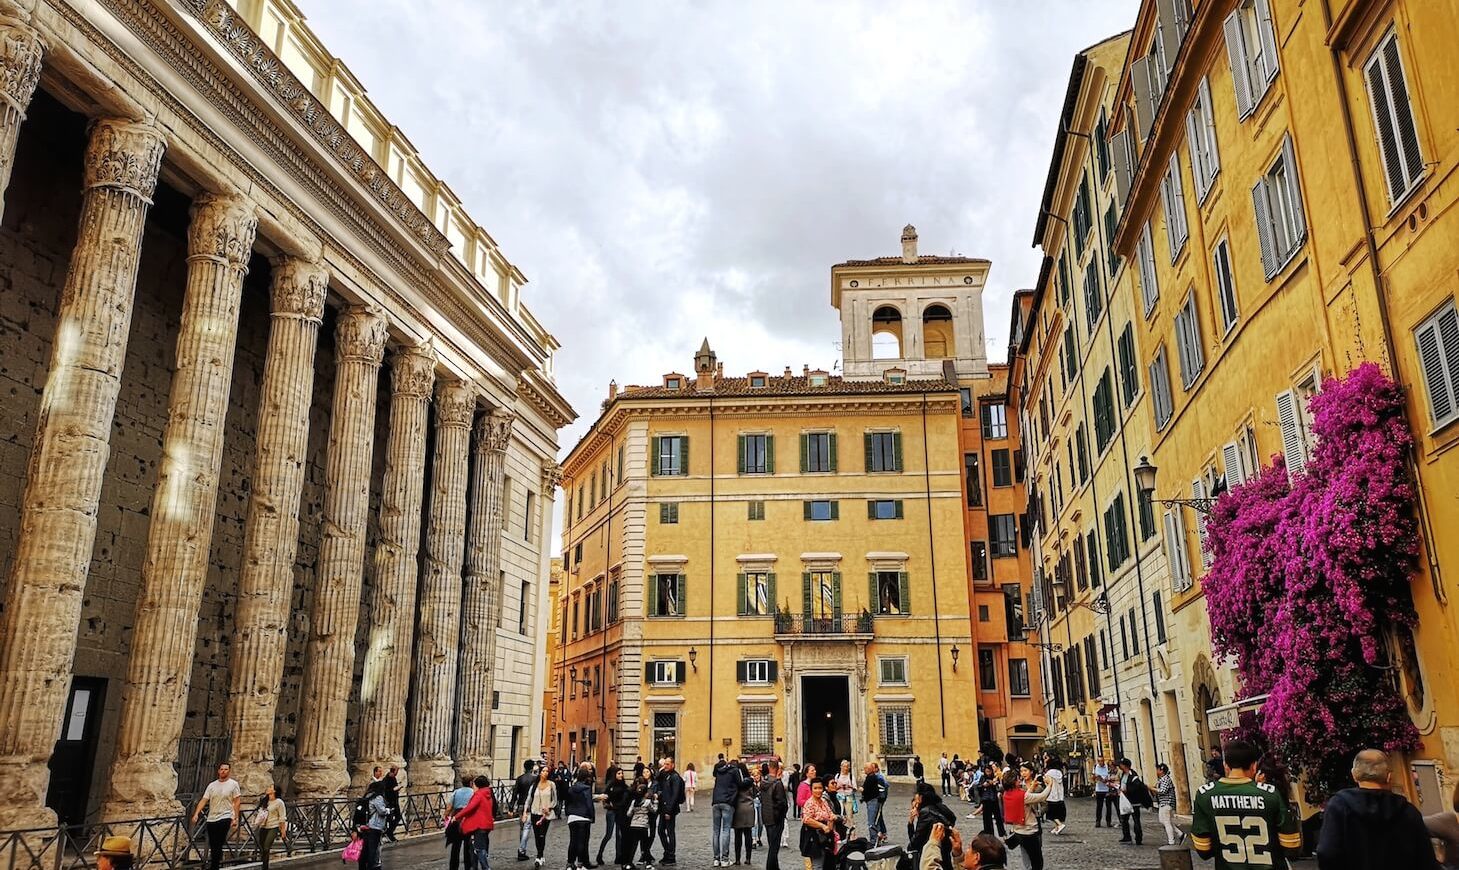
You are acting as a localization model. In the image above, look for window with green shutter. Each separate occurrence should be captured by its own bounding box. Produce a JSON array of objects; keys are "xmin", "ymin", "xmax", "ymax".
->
[
  {"xmin": 865, "ymin": 431, "xmax": 901, "ymax": 472},
  {"xmin": 659, "ymin": 503, "xmax": 679, "ymax": 524},
  {"xmin": 804, "ymin": 500, "xmax": 837, "ymax": 521},
  {"xmin": 652, "ymin": 435, "xmax": 689, "ymax": 476},
  {"xmin": 649, "ymin": 573, "xmax": 685, "ymax": 617},
  {"xmin": 738, "ymin": 433, "xmax": 773, "ymax": 474},
  {"xmin": 747, "ymin": 500, "xmax": 765, "ymax": 521},
  {"xmin": 802, "ymin": 432, "xmax": 836, "ymax": 473},
  {"xmin": 738, "ymin": 571, "xmax": 774, "ymax": 616},
  {"xmin": 870, "ymin": 570, "xmax": 909, "ymax": 615},
  {"xmin": 868, "ymin": 499, "xmax": 903, "ymax": 520}
]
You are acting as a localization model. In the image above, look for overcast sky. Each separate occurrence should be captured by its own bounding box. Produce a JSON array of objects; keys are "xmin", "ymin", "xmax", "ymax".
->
[{"xmin": 299, "ymin": 0, "xmax": 1137, "ymax": 544}]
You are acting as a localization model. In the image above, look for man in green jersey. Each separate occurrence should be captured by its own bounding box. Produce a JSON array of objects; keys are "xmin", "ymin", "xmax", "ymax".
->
[{"xmin": 1191, "ymin": 740, "xmax": 1301, "ymax": 869}]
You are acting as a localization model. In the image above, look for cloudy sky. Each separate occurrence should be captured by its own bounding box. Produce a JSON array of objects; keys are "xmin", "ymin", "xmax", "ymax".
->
[{"xmin": 300, "ymin": 0, "xmax": 1136, "ymax": 528}]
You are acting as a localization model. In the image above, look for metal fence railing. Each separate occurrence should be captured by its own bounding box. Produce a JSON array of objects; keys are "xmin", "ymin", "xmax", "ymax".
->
[{"xmin": 0, "ymin": 781, "xmax": 515, "ymax": 870}]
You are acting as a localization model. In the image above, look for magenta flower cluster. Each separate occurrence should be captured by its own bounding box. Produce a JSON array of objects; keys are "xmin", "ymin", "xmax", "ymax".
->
[{"xmin": 1202, "ymin": 363, "xmax": 1420, "ymax": 796}]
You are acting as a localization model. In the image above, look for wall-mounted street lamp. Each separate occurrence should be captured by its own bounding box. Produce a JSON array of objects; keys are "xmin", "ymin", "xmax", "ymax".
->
[
  {"xmin": 950, "ymin": 644, "xmax": 960, "ymax": 672},
  {"xmin": 1134, "ymin": 456, "xmax": 1217, "ymax": 514},
  {"xmin": 568, "ymin": 666, "xmax": 593, "ymax": 693},
  {"xmin": 688, "ymin": 646, "xmax": 698, "ymax": 672}
]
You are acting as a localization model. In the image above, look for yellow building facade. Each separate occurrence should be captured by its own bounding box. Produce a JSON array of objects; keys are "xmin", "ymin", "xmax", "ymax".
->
[
  {"xmin": 1103, "ymin": 0, "xmax": 1459, "ymax": 809},
  {"xmin": 556, "ymin": 232, "xmax": 990, "ymax": 778}
]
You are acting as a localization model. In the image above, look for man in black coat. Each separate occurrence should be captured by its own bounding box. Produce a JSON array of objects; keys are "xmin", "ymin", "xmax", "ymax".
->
[
  {"xmin": 762, "ymin": 760, "xmax": 789, "ymax": 870},
  {"xmin": 1315, "ymin": 749, "xmax": 1440, "ymax": 870},
  {"xmin": 656, "ymin": 757, "xmax": 686, "ymax": 865}
]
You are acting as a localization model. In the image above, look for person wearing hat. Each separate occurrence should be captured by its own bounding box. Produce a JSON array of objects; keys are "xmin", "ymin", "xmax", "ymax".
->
[{"xmin": 96, "ymin": 834, "xmax": 134, "ymax": 870}]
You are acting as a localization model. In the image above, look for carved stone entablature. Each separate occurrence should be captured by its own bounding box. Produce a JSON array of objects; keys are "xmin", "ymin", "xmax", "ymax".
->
[
  {"xmin": 475, "ymin": 409, "xmax": 515, "ymax": 454},
  {"xmin": 188, "ymin": 193, "xmax": 258, "ymax": 270},
  {"xmin": 269, "ymin": 257, "xmax": 329, "ymax": 322},
  {"xmin": 82, "ymin": 118, "xmax": 166, "ymax": 201},
  {"xmin": 0, "ymin": 17, "xmax": 43, "ymax": 113},
  {"xmin": 540, "ymin": 462, "xmax": 563, "ymax": 492},
  {"xmin": 188, "ymin": 0, "xmax": 450, "ymax": 256},
  {"xmin": 435, "ymin": 381, "xmax": 477, "ymax": 429}
]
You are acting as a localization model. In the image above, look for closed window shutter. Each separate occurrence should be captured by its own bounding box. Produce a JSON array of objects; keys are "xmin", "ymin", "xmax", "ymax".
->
[
  {"xmin": 650, "ymin": 436, "xmax": 661, "ymax": 476},
  {"xmin": 799, "ymin": 434, "xmax": 809, "ymax": 473},
  {"xmin": 828, "ymin": 432, "xmax": 838, "ymax": 471},
  {"xmin": 737, "ymin": 572, "xmax": 747, "ymax": 616},
  {"xmin": 1252, "ymin": 178, "xmax": 1278, "ymax": 278},
  {"xmin": 1416, "ymin": 307, "xmax": 1459, "ymax": 427},
  {"xmin": 1281, "ymin": 136, "xmax": 1306, "ymax": 244},
  {"xmin": 737, "ymin": 435, "xmax": 746, "ymax": 474},
  {"xmin": 1254, "ymin": 0, "xmax": 1279, "ymax": 83},
  {"xmin": 675, "ymin": 661, "xmax": 686, "ymax": 685},
  {"xmin": 1139, "ymin": 222, "xmax": 1159, "ymax": 312},
  {"xmin": 767, "ymin": 661, "xmax": 779, "ymax": 683},
  {"xmin": 1222, "ymin": 441, "xmax": 1247, "ymax": 487},
  {"xmin": 676, "ymin": 574, "xmax": 686, "ymax": 616},
  {"xmin": 803, "ymin": 501, "xmax": 812, "ymax": 520},
  {"xmin": 868, "ymin": 572, "xmax": 878, "ymax": 612},
  {"xmin": 1154, "ymin": 0, "xmax": 1182, "ymax": 73},
  {"xmin": 898, "ymin": 571, "xmax": 911, "ymax": 615},
  {"xmin": 832, "ymin": 571, "xmax": 842, "ymax": 614},
  {"xmin": 1185, "ymin": 103, "xmax": 1206, "ymax": 201},
  {"xmin": 680, "ymin": 437, "xmax": 689, "ymax": 475},
  {"xmin": 645, "ymin": 662, "xmax": 654, "ymax": 684},
  {"xmin": 1167, "ymin": 153, "xmax": 1186, "ymax": 258},
  {"xmin": 1200, "ymin": 78, "xmax": 1220, "ymax": 179},
  {"xmin": 894, "ymin": 500, "xmax": 904, "ymax": 519},
  {"xmin": 1164, "ymin": 511, "xmax": 1190, "ymax": 591},
  {"xmin": 867, "ymin": 500, "xmax": 877, "ymax": 519},
  {"xmin": 1275, "ymin": 390, "xmax": 1307, "ymax": 479},
  {"xmin": 766, "ymin": 572, "xmax": 777, "ymax": 610},
  {"xmin": 736, "ymin": 661, "xmax": 748, "ymax": 683},
  {"xmin": 1112, "ymin": 129, "xmax": 1133, "ymax": 205},
  {"xmin": 829, "ymin": 500, "xmax": 839, "ymax": 520},
  {"xmin": 765, "ymin": 435, "xmax": 775, "ymax": 474},
  {"xmin": 1223, "ymin": 10, "xmax": 1254, "ymax": 118},
  {"xmin": 1192, "ymin": 478, "xmax": 1211, "ymax": 567},
  {"xmin": 1132, "ymin": 55, "xmax": 1154, "ymax": 140},
  {"xmin": 802, "ymin": 571, "xmax": 813, "ymax": 617},
  {"xmin": 1385, "ymin": 37, "xmax": 1423, "ymax": 195},
  {"xmin": 892, "ymin": 433, "xmax": 903, "ymax": 471}
]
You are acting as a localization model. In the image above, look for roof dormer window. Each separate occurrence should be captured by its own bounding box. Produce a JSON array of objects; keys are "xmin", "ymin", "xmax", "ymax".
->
[
  {"xmin": 665, "ymin": 377, "xmax": 681, "ymax": 391},
  {"xmin": 885, "ymin": 368, "xmax": 907, "ymax": 385},
  {"xmin": 749, "ymin": 372, "xmax": 768, "ymax": 388},
  {"xmin": 809, "ymin": 375, "xmax": 828, "ymax": 387}
]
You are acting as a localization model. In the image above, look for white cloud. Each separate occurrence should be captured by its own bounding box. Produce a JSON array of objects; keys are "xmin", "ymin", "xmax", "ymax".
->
[{"xmin": 295, "ymin": 0, "xmax": 1139, "ymax": 549}]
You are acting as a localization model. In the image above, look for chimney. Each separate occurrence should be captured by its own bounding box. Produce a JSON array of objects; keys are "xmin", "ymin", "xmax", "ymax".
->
[
  {"xmin": 607, "ymin": 380, "xmax": 618, "ymax": 400},
  {"xmin": 802, "ymin": 364, "xmax": 810, "ymax": 376},
  {"xmin": 783, "ymin": 366, "xmax": 793, "ymax": 378},
  {"xmin": 695, "ymin": 337, "xmax": 717, "ymax": 390},
  {"xmin": 901, "ymin": 224, "xmax": 918, "ymax": 264}
]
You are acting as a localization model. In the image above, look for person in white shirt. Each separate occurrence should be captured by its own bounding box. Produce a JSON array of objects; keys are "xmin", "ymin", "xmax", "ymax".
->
[
  {"xmin": 191, "ymin": 763, "xmax": 241, "ymax": 870},
  {"xmin": 938, "ymin": 754, "xmax": 951, "ymax": 796},
  {"xmin": 1042, "ymin": 759, "xmax": 1067, "ymax": 835}
]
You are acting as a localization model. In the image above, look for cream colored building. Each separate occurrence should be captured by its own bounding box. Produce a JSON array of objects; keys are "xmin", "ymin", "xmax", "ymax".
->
[{"xmin": 0, "ymin": 0, "xmax": 571, "ymax": 835}]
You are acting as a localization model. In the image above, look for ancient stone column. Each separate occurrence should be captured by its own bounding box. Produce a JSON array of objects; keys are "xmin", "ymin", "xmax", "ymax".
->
[
  {"xmin": 293, "ymin": 305, "xmax": 389, "ymax": 798},
  {"xmin": 102, "ymin": 193, "xmax": 258, "ymax": 821},
  {"xmin": 224, "ymin": 257, "xmax": 330, "ymax": 796},
  {"xmin": 0, "ymin": 119, "xmax": 164, "ymax": 832},
  {"xmin": 454, "ymin": 409, "xmax": 514, "ymax": 777},
  {"xmin": 408, "ymin": 381, "xmax": 475, "ymax": 792},
  {"xmin": 0, "ymin": 13, "xmax": 43, "ymax": 219},
  {"xmin": 350, "ymin": 343, "xmax": 436, "ymax": 787}
]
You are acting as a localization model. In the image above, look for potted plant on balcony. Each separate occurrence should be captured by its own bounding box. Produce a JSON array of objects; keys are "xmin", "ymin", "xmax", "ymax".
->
[{"xmin": 774, "ymin": 603, "xmax": 793, "ymax": 633}]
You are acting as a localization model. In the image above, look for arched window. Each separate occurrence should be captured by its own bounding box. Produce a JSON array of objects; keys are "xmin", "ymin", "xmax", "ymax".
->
[
  {"xmin": 923, "ymin": 304, "xmax": 954, "ymax": 359},
  {"xmin": 872, "ymin": 306, "xmax": 903, "ymax": 360}
]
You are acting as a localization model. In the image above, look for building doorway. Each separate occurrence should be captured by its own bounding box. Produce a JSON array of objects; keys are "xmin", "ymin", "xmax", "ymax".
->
[
  {"xmin": 46, "ymin": 677, "xmax": 105, "ymax": 825},
  {"xmin": 801, "ymin": 676, "xmax": 851, "ymax": 773}
]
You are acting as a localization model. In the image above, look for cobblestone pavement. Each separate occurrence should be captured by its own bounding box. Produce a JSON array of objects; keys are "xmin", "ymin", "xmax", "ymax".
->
[{"xmin": 305, "ymin": 788, "xmax": 1318, "ymax": 870}]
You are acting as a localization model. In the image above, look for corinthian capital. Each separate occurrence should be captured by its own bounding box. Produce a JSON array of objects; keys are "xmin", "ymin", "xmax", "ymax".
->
[
  {"xmin": 475, "ymin": 409, "xmax": 515, "ymax": 455},
  {"xmin": 541, "ymin": 462, "xmax": 563, "ymax": 492},
  {"xmin": 269, "ymin": 256, "xmax": 329, "ymax": 322},
  {"xmin": 435, "ymin": 381, "xmax": 476, "ymax": 429},
  {"xmin": 335, "ymin": 304, "xmax": 388, "ymax": 364},
  {"xmin": 83, "ymin": 119, "xmax": 166, "ymax": 200},
  {"xmin": 391, "ymin": 343, "xmax": 436, "ymax": 400},
  {"xmin": 188, "ymin": 193, "xmax": 258, "ymax": 270},
  {"xmin": 0, "ymin": 17, "xmax": 42, "ymax": 114}
]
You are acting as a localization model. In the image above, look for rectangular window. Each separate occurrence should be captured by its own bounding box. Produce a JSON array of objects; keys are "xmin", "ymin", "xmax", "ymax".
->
[
  {"xmin": 1365, "ymin": 29, "xmax": 1425, "ymax": 204},
  {"xmin": 524, "ymin": 491, "xmax": 536, "ymax": 541},
  {"xmin": 1087, "ymin": 529, "xmax": 1102, "ymax": 589},
  {"xmin": 576, "ymin": 484, "xmax": 584, "ymax": 520},
  {"xmin": 741, "ymin": 707, "xmax": 773, "ymax": 753},
  {"xmin": 879, "ymin": 707, "xmax": 912, "ymax": 752},
  {"xmin": 865, "ymin": 431, "xmax": 902, "ymax": 472},
  {"xmin": 991, "ymin": 449, "xmax": 1012, "ymax": 487},
  {"xmin": 1117, "ymin": 323, "xmax": 1140, "ymax": 407},
  {"xmin": 519, "ymin": 580, "xmax": 531, "ymax": 635},
  {"xmin": 617, "ymin": 444, "xmax": 625, "ymax": 482},
  {"xmin": 878, "ymin": 657, "xmax": 909, "ymax": 686},
  {"xmin": 804, "ymin": 500, "xmax": 838, "ymax": 521},
  {"xmin": 739, "ymin": 571, "xmax": 773, "ymax": 616},
  {"xmin": 1003, "ymin": 583, "xmax": 1024, "ymax": 635},
  {"xmin": 1415, "ymin": 300, "xmax": 1459, "ymax": 429},
  {"xmin": 651, "ymin": 712, "xmax": 678, "ymax": 764},
  {"xmin": 1174, "ymin": 292, "xmax": 1205, "ymax": 388},
  {"xmin": 1084, "ymin": 634, "xmax": 1101, "ymax": 697},
  {"xmin": 964, "ymin": 452, "xmax": 982, "ymax": 507},
  {"xmin": 1186, "ymin": 77, "xmax": 1221, "ymax": 201},
  {"xmin": 1104, "ymin": 199, "xmax": 1120, "ymax": 277},
  {"xmin": 872, "ymin": 570, "xmax": 909, "ymax": 615},
  {"xmin": 649, "ymin": 573, "xmax": 684, "ymax": 617},
  {"xmin": 652, "ymin": 435, "xmax": 688, "ymax": 476},
  {"xmin": 1093, "ymin": 369, "xmax": 1116, "ymax": 452},
  {"xmin": 1151, "ymin": 345, "xmax": 1175, "ymax": 430},
  {"xmin": 1095, "ymin": 108, "xmax": 1111, "ymax": 179},
  {"xmin": 970, "ymin": 542, "xmax": 988, "ymax": 583},
  {"xmin": 1165, "ymin": 509, "xmax": 1194, "ymax": 592},
  {"xmin": 739, "ymin": 659, "xmax": 773, "ymax": 685},
  {"xmin": 1120, "ymin": 615, "xmax": 1131, "ymax": 661},
  {"xmin": 978, "ymin": 648, "xmax": 997, "ymax": 692},
  {"xmin": 1009, "ymin": 658, "xmax": 1031, "ymax": 697},
  {"xmin": 1127, "ymin": 608, "xmax": 1140, "ymax": 656},
  {"xmin": 807, "ymin": 570, "xmax": 840, "ymax": 620},
  {"xmin": 738, "ymin": 433, "xmax": 773, "ymax": 474},
  {"xmin": 648, "ymin": 661, "xmax": 683, "ymax": 686},
  {"xmin": 607, "ymin": 579, "xmax": 619, "ymax": 624},
  {"xmin": 981, "ymin": 404, "xmax": 1009, "ymax": 440},
  {"xmin": 1137, "ymin": 487, "xmax": 1157, "ymax": 541},
  {"xmin": 1051, "ymin": 658, "xmax": 1065, "ymax": 709},
  {"xmin": 1084, "ymin": 260, "xmax": 1104, "ymax": 330},
  {"xmin": 1104, "ymin": 493, "xmax": 1130, "ymax": 570},
  {"xmin": 1074, "ymin": 533, "xmax": 1088, "ymax": 591},
  {"xmin": 1075, "ymin": 425, "xmax": 1090, "ymax": 484},
  {"xmin": 959, "ymin": 388, "xmax": 974, "ymax": 417},
  {"xmin": 802, "ymin": 432, "xmax": 836, "ymax": 473},
  {"xmin": 747, "ymin": 500, "xmax": 765, "ymax": 521},
  {"xmin": 659, "ymin": 502, "xmax": 679, "ymax": 524},
  {"xmin": 868, "ymin": 499, "xmax": 904, "ymax": 520},
  {"xmin": 1252, "ymin": 134, "xmax": 1308, "ymax": 279},
  {"xmin": 1161, "ymin": 152, "xmax": 1189, "ymax": 261},
  {"xmin": 991, "ymin": 514, "xmax": 1018, "ymax": 557},
  {"xmin": 1153, "ymin": 590, "xmax": 1168, "ymax": 644},
  {"xmin": 1213, "ymin": 238, "xmax": 1239, "ymax": 334},
  {"xmin": 1223, "ymin": 0, "xmax": 1280, "ymax": 119},
  {"xmin": 1138, "ymin": 221, "xmax": 1160, "ymax": 315}
]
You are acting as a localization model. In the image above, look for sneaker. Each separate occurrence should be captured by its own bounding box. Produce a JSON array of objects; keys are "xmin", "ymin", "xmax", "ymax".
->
[{"xmin": 534, "ymin": 861, "xmax": 543, "ymax": 869}]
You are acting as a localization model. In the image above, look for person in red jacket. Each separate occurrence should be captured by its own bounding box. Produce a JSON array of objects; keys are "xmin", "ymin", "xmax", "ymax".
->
[{"xmin": 459, "ymin": 775, "xmax": 496, "ymax": 870}]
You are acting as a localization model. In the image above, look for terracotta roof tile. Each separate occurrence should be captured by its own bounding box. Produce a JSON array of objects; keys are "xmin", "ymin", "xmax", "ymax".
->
[
  {"xmin": 833, "ymin": 255, "xmax": 991, "ymax": 268},
  {"xmin": 617, "ymin": 374, "xmax": 959, "ymax": 400}
]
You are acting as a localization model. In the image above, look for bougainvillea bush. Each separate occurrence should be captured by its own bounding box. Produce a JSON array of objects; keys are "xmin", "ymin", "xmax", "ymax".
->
[{"xmin": 1203, "ymin": 363, "xmax": 1420, "ymax": 798}]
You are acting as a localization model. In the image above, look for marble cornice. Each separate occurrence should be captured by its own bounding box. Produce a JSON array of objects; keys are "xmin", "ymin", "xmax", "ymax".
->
[
  {"xmin": 518, "ymin": 371, "xmax": 574, "ymax": 430},
  {"xmin": 52, "ymin": 0, "xmax": 542, "ymax": 380}
]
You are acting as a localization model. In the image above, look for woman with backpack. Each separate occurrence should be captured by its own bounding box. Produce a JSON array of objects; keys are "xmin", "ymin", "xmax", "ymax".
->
[
  {"xmin": 1003, "ymin": 766, "xmax": 1049, "ymax": 870},
  {"xmin": 457, "ymin": 775, "xmax": 496, "ymax": 870},
  {"xmin": 620, "ymin": 776, "xmax": 656, "ymax": 870}
]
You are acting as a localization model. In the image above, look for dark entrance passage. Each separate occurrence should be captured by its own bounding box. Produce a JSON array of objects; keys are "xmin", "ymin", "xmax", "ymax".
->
[
  {"xmin": 801, "ymin": 676, "xmax": 851, "ymax": 775},
  {"xmin": 47, "ymin": 677, "xmax": 106, "ymax": 825}
]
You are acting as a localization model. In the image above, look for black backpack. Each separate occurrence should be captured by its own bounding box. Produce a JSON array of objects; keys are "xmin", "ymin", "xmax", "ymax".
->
[{"xmin": 352, "ymin": 796, "xmax": 370, "ymax": 828}]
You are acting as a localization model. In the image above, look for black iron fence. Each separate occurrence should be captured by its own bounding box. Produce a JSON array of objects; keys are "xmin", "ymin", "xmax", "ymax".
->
[
  {"xmin": 773, "ymin": 612, "xmax": 874, "ymax": 635},
  {"xmin": 0, "ymin": 782, "xmax": 514, "ymax": 870}
]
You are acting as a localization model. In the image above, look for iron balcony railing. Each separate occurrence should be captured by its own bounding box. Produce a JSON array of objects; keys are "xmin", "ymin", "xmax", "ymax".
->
[
  {"xmin": 0, "ymin": 781, "xmax": 514, "ymax": 870},
  {"xmin": 773, "ymin": 612, "xmax": 874, "ymax": 636}
]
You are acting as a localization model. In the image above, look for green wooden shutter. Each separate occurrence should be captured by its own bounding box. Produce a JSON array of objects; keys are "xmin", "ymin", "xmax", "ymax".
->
[
  {"xmin": 765, "ymin": 436, "xmax": 775, "ymax": 474},
  {"xmin": 676, "ymin": 574, "xmax": 686, "ymax": 616},
  {"xmin": 766, "ymin": 572, "xmax": 776, "ymax": 611},
  {"xmin": 832, "ymin": 571, "xmax": 843, "ymax": 615},
  {"xmin": 803, "ymin": 501, "xmax": 812, "ymax": 520},
  {"xmin": 737, "ymin": 435, "xmax": 747, "ymax": 474},
  {"xmin": 767, "ymin": 660, "xmax": 779, "ymax": 683},
  {"xmin": 802, "ymin": 571, "xmax": 813, "ymax": 617},
  {"xmin": 828, "ymin": 432, "xmax": 838, "ymax": 471},
  {"xmin": 736, "ymin": 661, "xmax": 748, "ymax": 683},
  {"xmin": 736, "ymin": 572, "xmax": 747, "ymax": 616},
  {"xmin": 829, "ymin": 500, "xmax": 839, "ymax": 520},
  {"xmin": 868, "ymin": 572, "xmax": 878, "ymax": 612},
  {"xmin": 898, "ymin": 571, "xmax": 911, "ymax": 615},
  {"xmin": 894, "ymin": 500, "xmax": 904, "ymax": 519},
  {"xmin": 867, "ymin": 500, "xmax": 876, "ymax": 519},
  {"xmin": 800, "ymin": 434, "xmax": 809, "ymax": 473},
  {"xmin": 648, "ymin": 575, "xmax": 657, "ymax": 616},
  {"xmin": 650, "ymin": 436, "xmax": 661, "ymax": 476},
  {"xmin": 659, "ymin": 503, "xmax": 668, "ymax": 524},
  {"xmin": 680, "ymin": 437, "xmax": 689, "ymax": 476},
  {"xmin": 864, "ymin": 432, "xmax": 874, "ymax": 471},
  {"xmin": 892, "ymin": 432, "xmax": 904, "ymax": 471},
  {"xmin": 675, "ymin": 661, "xmax": 687, "ymax": 684},
  {"xmin": 645, "ymin": 662, "xmax": 654, "ymax": 683}
]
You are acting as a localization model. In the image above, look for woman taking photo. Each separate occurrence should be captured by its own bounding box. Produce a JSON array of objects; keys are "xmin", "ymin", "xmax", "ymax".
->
[
  {"xmin": 1003, "ymin": 766, "xmax": 1049, "ymax": 870},
  {"xmin": 799, "ymin": 779, "xmax": 837, "ymax": 870}
]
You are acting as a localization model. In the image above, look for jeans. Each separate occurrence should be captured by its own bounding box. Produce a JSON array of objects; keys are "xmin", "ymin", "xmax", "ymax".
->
[
  {"xmin": 764, "ymin": 821, "xmax": 784, "ymax": 870},
  {"xmin": 361, "ymin": 829, "xmax": 383, "ymax": 870},
  {"xmin": 1120, "ymin": 808, "xmax": 1143, "ymax": 844},
  {"xmin": 597, "ymin": 811, "xmax": 618, "ymax": 862},
  {"xmin": 472, "ymin": 830, "xmax": 491, "ymax": 870},
  {"xmin": 864, "ymin": 798, "xmax": 885, "ymax": 840},
  {"xmin": 753, "ymin": 798, "xmax": 763, "ymax": 841},
  {"xmin": 1093, "ymin": 792, "xmax": 1114, "ymax": 826},
  {"xmin": 567, "ymin": 820, "xmax": 591, "ymax": 868},
  {"xmin": 711, "ymin": 803, "xmax": 734, "ymax": 861},
  {"xmin": 1159, "ymin": 805, "xmax": 1179, "ymax": 844},
  {"xmin": 205, "ymin": 818, "xmax": 231, "ymax": 870},
  {"xmin": 1006, "ymin": 831, "xmax": 1043, "ymax": 870},
  {"xmin": 448, "ymin": 830, "xmax": 475, "ymax": 870},
  {"xmin": 980, "ymin": 800, "xmax": 1005, "ymax": 836},
  {"xmin": 529, "ymin": 815, "xmax": 551, "ymax": 859},
  {"xmin": 519, "ymin": 816, "xmax": 533, "ymax": 855},
  {"xmin": 658, "ymin": 813, "xmax": 677, "ymax": 861},
  {"xmin": 259, "ymin": 826, "xmax": 279, "ymax": 870},
  {"xmin": 941, "ymin": 771, "xmax": 952, "ymax": 795}
]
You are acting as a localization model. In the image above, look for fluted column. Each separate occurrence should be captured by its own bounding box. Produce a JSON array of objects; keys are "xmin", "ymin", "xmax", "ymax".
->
[
  {"xmin": 350, "ymin": 344, "xmax": 436, "ymax": 787},
  {"xmin": 0, "ymin": 12, "xmax": 43, "ymax": 220},
  {"xmin": 455, "ymin": 409, "xmax": 514, "ymax": 777},
  {"xmin": 102, "ymin": 192, "xmax": 258, "ymax": 820},
  {"xmin": 408, "ymin": 381, "xmax": 475, "ymax": 792},
  {"xmin": 293, "ymin": 305, "xmax": 388, "ymax": 798},
  {"xmin": 0, "ymin": 120, "xmax": 164, "ymax": 832},
  {"xmin": 224, "ymin": 257, "xmax": 330, "ymax": 796}
]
